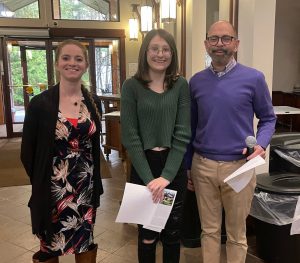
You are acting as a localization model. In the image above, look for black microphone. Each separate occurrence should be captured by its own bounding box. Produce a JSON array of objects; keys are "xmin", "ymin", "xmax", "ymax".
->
[{"xmin": 245, "ymin": 136, "xmax": 257, "ymax": 157}]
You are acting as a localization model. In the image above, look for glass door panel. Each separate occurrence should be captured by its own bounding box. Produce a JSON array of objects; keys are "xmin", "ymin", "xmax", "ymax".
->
[
  {"xmin": 2, "ymin": 36, "xmax": 123, "ymax": 138},
  {"xmin": 27, "ymin": 49, "xmax": 48, "ymax": 94},
  {"xmin": 8, "ymin": 43, "xmax": 23, "ymax": 126},
  {"xmin": 5, "ymin": 39, "xmax": 48, "ymax": 135},
  {"xmin": 94, "ymin": 39, "xmax": 120, "ymax": 95}
]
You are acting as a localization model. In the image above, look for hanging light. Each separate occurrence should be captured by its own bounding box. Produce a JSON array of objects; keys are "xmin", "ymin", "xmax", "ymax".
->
[
  {"xmin": 129, "ymin": 4, "xmax": 139, "ymax": 41},
  {"xmin": 141, "ymin": 1, "xmax": 153, "ymax": 33},
  {"xmin": 129, "ymin": 18, "xmax": 138, "ymax": 40},
  {"xmin": 160, "ymin": 0, "xmax": 177, "ymax": 23},
  {"xmin": 127, "ymin": 0, "xmax": 180, "ymax": 40}
]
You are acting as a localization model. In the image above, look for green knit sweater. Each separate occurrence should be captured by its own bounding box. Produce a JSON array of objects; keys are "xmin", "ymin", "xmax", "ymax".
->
[{"xmin": 120, "ymin": 76, "xmax": 191, "ymax": 185}]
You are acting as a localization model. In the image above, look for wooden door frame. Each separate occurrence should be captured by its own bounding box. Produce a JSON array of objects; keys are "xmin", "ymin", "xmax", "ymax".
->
[
  {"xmin": 1, "ymin": 37, "xmax": 14, "ymax": 138},
  {"xmin": 0, "ymin": 38, "xmax": 5, "ymax": 126},
  {"xmin": 180, "ymin": 0, "xmax": 187, "ymax": 76},
  {"xmin": 230, "ymin": 0, "xmax": 239, "ymax": 34}
]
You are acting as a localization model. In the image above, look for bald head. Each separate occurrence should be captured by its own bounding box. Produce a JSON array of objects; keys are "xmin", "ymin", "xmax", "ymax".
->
[{"xmin": 208, "ymin": 21, "xmax": 237, "ymax": 38}]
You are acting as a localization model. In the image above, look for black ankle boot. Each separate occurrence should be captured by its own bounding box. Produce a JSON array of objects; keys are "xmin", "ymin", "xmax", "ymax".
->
[{"xmin": 32, "ymin": 251, "xmax": 59, "ymax": 263}]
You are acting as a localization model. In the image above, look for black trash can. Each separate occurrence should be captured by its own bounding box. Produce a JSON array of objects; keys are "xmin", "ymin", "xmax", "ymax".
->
[
  {"xmin": 269, "ymin": 132, "xmax": 300, "ymax": 174},
  {"xmin": 250, "ymin": 173, "xmax": 300, "ymax": 263},
  {"xmin": 270, "ymin": 132, "xmax": 300, "ymax": 147}
]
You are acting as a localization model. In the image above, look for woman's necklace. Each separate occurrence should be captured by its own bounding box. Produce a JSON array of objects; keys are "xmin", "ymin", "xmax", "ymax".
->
[
  {"xmin": 71, "ymin": 95, "xmax": 83, "ymax": 106},
  {"xmin": 60, "ymin": 87, "xmax": 83, "ymax": 107}
]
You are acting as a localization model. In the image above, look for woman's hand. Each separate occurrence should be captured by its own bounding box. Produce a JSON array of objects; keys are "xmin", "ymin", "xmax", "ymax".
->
[{"xmin": 147, "ymin": 177, "xmax": 170, "ymax": 203}]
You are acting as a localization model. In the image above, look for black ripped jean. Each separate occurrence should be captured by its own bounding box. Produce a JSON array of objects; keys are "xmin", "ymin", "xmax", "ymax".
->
[{"xmin": 130, "ymin": 149, "xmax": 187, "ymax": 263}]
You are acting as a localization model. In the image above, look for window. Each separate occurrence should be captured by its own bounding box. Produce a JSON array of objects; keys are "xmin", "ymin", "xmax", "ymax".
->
[
  {"xmin": 0, "ymin": 0, "xmax": 39, "ymax": 18},
  {"xmin": 94, "ymin": 39, "xmax": 120, "ymax": 95},
  {"xmin": 52, "ymin": 0, "xmax": 119, "ymax": 21}
]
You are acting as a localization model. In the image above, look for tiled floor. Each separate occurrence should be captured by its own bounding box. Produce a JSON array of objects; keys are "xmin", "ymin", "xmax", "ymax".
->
[{"xmin": 0, "ymin": 142, "xmax": 265, "ymax": 263}]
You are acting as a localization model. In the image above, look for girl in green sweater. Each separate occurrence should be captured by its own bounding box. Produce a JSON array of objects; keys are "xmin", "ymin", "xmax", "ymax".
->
[{"xmin": 121, "ymin": 29, "xmax": 191, "ymax": 263}]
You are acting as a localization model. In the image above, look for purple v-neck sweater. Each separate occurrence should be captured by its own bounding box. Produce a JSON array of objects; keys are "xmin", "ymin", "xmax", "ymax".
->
[{"xmin": 185, "ymin": 63, "xmax": 276, "ymax": 168}]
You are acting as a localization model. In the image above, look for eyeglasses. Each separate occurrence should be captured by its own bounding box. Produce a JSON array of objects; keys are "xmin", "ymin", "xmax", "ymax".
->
[
  {"xmin": 206, "ymin": 35, "xmax": 236, "ymax": 46},
  {"xmin": 148, "ymin": 46, "xmax": 172, "ymax": 56}
]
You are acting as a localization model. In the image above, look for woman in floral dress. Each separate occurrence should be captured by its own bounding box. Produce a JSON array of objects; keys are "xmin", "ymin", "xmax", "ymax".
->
[{"xmin": 21, "ymin": 39, "xmax": 103, "ymax": 263}]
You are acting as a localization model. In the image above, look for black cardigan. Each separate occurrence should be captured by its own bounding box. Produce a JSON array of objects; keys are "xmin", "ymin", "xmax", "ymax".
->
[{"xmin": 21, "ymin": 83, "xmax": 103, "ymax": 235}]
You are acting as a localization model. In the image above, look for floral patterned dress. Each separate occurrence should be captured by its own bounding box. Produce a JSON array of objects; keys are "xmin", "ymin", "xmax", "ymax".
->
[{"xmin": 39, "ymin": 101, "xmax": 97, "ymax": 256}]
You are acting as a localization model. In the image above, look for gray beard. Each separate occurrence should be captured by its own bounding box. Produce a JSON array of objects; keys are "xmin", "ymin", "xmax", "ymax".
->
[{"xmin": 210, "ymin": 49, "xmax": 234, "ymax": 65}]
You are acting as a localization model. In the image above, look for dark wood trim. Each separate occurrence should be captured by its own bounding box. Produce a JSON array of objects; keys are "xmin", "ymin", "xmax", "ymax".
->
[
  {"xmin": 151, "ymin": 0, "xmax": 160, "ymax": 27},
  {"xmin": 0, "ymin": 74, "xmax": 4, "ymax": 126},
  {"xmin": 230, "ymin": 0, "xmax": 239, "ymax": 34},
  {"xmin": 87, "ymin": 40, "xmax": 97, "ymax": 93},
  {"xmin": 1, "ymin": 38, "xmax": 13, "ymax": 137},
  {"xmin": 0, "ymin": 39, "xmax": 4, "ymax": 126},
  {"xmin": 230, "ymin": 0, "xmax": 239, "ymax": 60},
  {"xmin": 180, "ymin": 0, "xmax": 186, "ymax": 77},
  {"xmin": 46, "ymin": 40, "xmax": 55, "ymax": 87},
  {"xmin": 49, "ymin": 28, "xmax": 126, "ymax": 38},
  {"xmin": 20, "ymin": 46, "xmax": 30, "ymax": 110},
  {"xmin": 119, "ymin": 36, "xmax": 126, "ymax": 87}
]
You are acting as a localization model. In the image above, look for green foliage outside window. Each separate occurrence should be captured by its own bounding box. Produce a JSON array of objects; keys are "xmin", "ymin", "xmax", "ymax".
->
[
  {"xmin": 59, "ymin": 0, "xmax": 109, "ymax": 21},
  {"xmin": 13, "ymin": 2, "xmax": 39, "ymax": 18},
  {"xmin": 9, "ymin": 46, "xmax": 91, "ymax": 106},
  {"xmin": 9, "ymin": 47, "xmax": 47, "ymax": 106}
]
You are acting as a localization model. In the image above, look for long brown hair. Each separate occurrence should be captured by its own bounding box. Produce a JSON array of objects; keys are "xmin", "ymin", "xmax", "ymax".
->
[{"xmin": 134, "ymin": 29, "xmax": 179, "ymax": 89}]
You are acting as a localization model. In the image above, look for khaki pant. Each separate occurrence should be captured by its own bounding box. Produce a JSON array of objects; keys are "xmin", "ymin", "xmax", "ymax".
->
[{"xmin": 191, "ymin": 153, "xmax": 256, "ymax": 263}]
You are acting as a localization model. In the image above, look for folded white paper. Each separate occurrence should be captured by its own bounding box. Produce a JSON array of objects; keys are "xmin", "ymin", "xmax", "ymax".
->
[
  {"xmin": 115, "ymin": 183, "xmax": 177, "ymax": 232},
  {"xmin": 291, "ymin": 197, "xmax": 300, "ymax": 235},
  {"xmin": 224, "ymin": 155, "xmax": 266, "ymax": 193}
]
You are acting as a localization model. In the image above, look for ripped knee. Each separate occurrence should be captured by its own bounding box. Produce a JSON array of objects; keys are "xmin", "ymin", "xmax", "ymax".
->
[{"xmin": 142, "ymin": 239, "xmax": 156, "ymax": 244}]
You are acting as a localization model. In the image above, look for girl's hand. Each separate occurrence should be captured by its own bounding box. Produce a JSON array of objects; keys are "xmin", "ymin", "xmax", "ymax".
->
[{"xmin": 147, "ymin": 177, "xmax": 170, "ymax": 203}]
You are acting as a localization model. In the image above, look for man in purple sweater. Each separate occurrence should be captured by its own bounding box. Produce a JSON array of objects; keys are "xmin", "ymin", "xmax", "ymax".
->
[{"xmin": 185, "ymin": 21, "xmax": 276, "ymax": 263}]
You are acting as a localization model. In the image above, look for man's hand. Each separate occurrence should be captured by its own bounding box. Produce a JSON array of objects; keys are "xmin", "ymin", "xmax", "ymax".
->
[
  {"xmin": 147, "ymin": 177, "xmax": 170, "ymax": 203},
  {"xmin": 187, "ymin": 170, "xmax": 195, "ymax": 191},
  {"xmin": 242, "ymin": 145, "xmax": 265, "ymax": 160}
]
